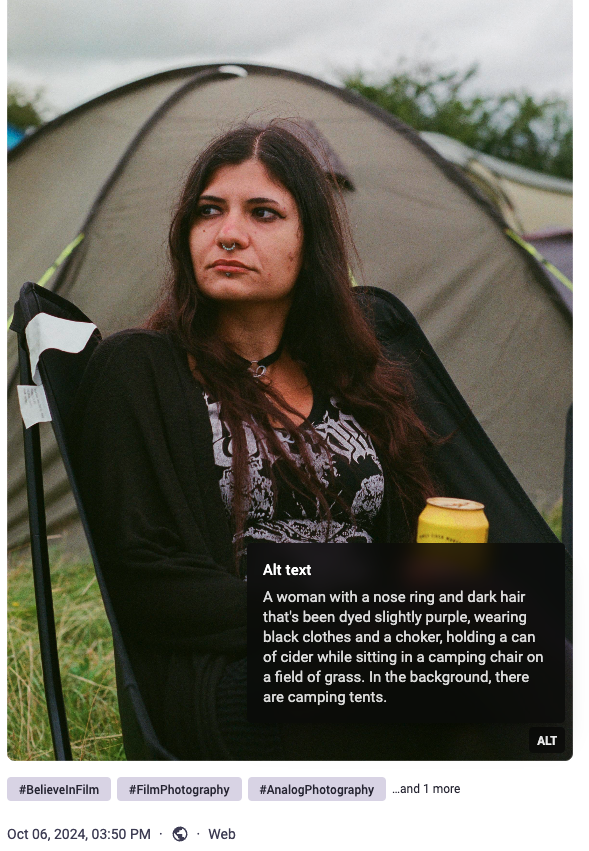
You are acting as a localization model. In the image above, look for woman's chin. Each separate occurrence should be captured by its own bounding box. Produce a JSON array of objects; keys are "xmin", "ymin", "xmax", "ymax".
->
[
  {"xmin": 198, "ymin": 280, "xmax": 255, "ymax": 299},
  {"xmin": 199, "ymin": 282, "xmax": 290, "ymax": 307}
]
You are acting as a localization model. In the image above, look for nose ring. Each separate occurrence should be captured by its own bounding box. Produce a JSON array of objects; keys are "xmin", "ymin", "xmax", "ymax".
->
[{"xmin": 221, "ymin": 242, "xmax": 236, "ymax": 251}]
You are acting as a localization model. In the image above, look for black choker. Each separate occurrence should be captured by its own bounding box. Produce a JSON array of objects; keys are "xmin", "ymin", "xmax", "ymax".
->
[{"xmin": 236, "ymin": 342, "xmax": 283, "ymax": 378}]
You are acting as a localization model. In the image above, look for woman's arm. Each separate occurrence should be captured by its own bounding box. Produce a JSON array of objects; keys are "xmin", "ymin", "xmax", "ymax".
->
[{"xmin": 71, "ymin": 331, "xmax": 247, "ymax": 655}]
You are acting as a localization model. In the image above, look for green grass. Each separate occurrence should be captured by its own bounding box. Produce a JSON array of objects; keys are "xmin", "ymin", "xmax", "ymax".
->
[
  {"xmin": 542, "ymin": 499, "xmax": 563, "ymax": 541},
  {"xmin": 7, "ymin": 549, "xmax": 125, "ymax": 761}
]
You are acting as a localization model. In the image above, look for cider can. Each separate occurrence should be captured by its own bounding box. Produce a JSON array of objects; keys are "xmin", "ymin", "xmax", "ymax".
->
[{"xmin": 417, "ymin": 497, "xmax": 489, "ymax": 543}]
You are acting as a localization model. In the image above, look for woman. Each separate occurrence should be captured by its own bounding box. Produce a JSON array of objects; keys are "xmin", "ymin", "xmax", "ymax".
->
[{"xmin": 72, "ymin": 122, "xmax": 435, "ymax": 759}]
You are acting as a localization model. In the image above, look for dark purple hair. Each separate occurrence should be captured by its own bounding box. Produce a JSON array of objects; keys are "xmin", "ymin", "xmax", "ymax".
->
[{"xmin": 147, "ymin": 122, "xmax": 435, "ymax": 565}]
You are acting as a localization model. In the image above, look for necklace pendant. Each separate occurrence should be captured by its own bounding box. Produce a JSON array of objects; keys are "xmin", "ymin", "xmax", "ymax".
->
[{"xmin": 250, "ymin": 363, "xmax": 267, "ymax": 378}]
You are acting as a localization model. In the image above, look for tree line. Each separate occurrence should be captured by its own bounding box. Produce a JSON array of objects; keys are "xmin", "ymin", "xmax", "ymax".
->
[{"xmin": 343, "ymin": 64, "xmax": 572, "ymax": 180}]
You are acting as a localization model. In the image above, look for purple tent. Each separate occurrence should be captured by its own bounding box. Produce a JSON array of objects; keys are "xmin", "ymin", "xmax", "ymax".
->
[{"xmin": 524, "ymin": 228, "xmax": 572, "ymax": 313}]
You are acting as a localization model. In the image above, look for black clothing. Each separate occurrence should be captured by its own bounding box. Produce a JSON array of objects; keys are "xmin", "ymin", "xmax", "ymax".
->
[
  {"xmin": 71, "ymin": 328, "xmax": 408, "ymax": 758},
  {"xmin": 71, "ymin": 288, "xmax": 565, "ymax": 759},
  {"xmin": 216, "ymin": 658, "xmax": 284, "ymax": 760}
]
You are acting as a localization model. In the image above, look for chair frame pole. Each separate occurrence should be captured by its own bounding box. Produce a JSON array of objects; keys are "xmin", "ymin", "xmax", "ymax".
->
[{"xmin": 17, "ymin": 333, "xmax": 72, "ymax": 760}]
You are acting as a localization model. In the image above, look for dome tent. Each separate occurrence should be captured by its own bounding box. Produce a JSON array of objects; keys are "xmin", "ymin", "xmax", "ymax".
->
[{"xmin": 7, "ymin": 64, "xmax": 571, "ymax": 548}]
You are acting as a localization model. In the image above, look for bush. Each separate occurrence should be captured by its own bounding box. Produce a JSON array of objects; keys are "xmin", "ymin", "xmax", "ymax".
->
[{"xmin": 344, "ymin": 63, "xmax": 572, "ymax": 180}]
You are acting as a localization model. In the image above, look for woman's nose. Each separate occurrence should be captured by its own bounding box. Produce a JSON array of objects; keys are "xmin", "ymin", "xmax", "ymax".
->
[{"xmin": 217, "ymin": 212, "xmax": 249, "ymax": 249}]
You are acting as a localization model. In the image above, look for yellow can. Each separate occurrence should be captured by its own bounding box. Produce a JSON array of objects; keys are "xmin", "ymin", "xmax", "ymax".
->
[{"xmin": 417, "ymin": 497, "xmax": 489, "ymax": 543}]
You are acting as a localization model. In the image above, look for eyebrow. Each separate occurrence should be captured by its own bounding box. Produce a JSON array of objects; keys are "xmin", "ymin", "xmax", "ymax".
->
[{"xmin": 198, "ymin": 194, "xmax": 285, "ymax": 207}]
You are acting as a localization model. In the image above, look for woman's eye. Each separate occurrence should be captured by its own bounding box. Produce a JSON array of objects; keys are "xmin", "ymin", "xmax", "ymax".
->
[
  {"xmin": 196, "ymin": 205, "xmax": 221, "ymax": 217},
  {"xmin": 252, "ymin": 207, "xmax": 280, "ymax": 220}
]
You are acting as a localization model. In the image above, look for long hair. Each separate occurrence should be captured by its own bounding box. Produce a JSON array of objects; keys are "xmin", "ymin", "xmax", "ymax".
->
[{"xmin": 147, "ymin": 122, "xmax": 435, "ymax": 563}]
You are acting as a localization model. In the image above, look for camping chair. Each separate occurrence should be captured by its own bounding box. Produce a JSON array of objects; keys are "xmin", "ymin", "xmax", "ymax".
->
[
  {"xmin": 10, "ymin": 281, "xmax": 177, "ymax": 760},
  {"xmin": 11, "ymin": 281, "xmax": 571, "ymax": 761}
]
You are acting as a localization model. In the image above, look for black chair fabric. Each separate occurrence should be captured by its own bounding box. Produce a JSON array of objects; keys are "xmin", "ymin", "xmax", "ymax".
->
[
  {"xmin": 363, "ymin": 286, "xmax": 567, "ymax": 545},
  {"xmin": 363, "ymin": 286, "xmax": 572, "ymax": 645}
]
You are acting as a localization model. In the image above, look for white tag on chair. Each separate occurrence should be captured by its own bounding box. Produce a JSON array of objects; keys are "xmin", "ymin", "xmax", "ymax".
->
[
  {"xmin": 17, "ymin": 384, "xmax": 53, "ymax": 428},
  {"xmin": 25, "ymin": 313, "xmax": 97, "ymax": 385}
]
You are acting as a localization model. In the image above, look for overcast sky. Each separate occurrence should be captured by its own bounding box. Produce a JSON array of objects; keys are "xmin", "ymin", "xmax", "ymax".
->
[{"xmin": 8, "ymin": 0, "xmax": 572, "ymax": 117}]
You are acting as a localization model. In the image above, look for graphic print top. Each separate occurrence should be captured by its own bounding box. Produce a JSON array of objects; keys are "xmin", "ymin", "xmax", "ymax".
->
[{"xmin": 204, "ymin": 391, "xmax": 385, "ymax": 575}]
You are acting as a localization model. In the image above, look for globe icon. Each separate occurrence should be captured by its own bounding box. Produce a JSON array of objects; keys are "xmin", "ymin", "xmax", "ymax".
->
[{"xmin": 173, "ymin": 826, "xmax": 188, "ymax": 841}]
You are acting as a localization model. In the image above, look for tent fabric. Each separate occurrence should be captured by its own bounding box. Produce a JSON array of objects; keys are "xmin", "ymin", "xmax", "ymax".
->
[
  {"xmin": 7, "ymin": 64, "xmax": 572, "ymax": 548},
  {"xmin": 422, "ymin": 131, "xmax": 573, "ymax": 234},
  {"xmin": 524, "ymin": 229, "xmax": 573, "ymax": 313}
]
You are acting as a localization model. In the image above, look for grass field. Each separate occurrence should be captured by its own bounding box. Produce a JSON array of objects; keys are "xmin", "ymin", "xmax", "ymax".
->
[
  {"xmin": 542, "ymin": 499, "xmax": 564, "ymax": 541},
  {"xmin": 7, "ymin": 503, "xmax": 563, "ymax": 761},
  {"xmin": 7, "ymin": 549, "xmax": 124, "ymax": 761}
]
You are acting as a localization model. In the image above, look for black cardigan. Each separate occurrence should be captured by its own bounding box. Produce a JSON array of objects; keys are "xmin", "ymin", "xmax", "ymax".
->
[
  {"xmin": 71, "ymin": 329, "xmax": 250, "ymax": 757},
  {"xmin": 72, "ymin": 327, "xmax": 412, "ymax": 642},
  {"xmin": 71, "ymin": 324, "xmax": 411, "ymax": 757},
  {"xmin": 73, "ymin": 329, "xmax": 246, "ymax": 653}
]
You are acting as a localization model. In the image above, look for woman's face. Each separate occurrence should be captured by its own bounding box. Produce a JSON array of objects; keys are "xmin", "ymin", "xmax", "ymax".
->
[{"xmin": 189, "ymin": 159, "xmax": 304, "ymax": 308}]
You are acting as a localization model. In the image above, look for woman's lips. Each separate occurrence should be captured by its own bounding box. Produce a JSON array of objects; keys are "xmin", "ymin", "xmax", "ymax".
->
[{"xmin": 210, "ymin": 259, "xmax": 251, "ymax": 272}]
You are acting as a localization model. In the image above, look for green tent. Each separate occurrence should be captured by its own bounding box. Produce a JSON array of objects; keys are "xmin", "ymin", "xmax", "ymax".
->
[{"xmin": 8, "ymin": 64, "xmax": 571, "ymax": 548}]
